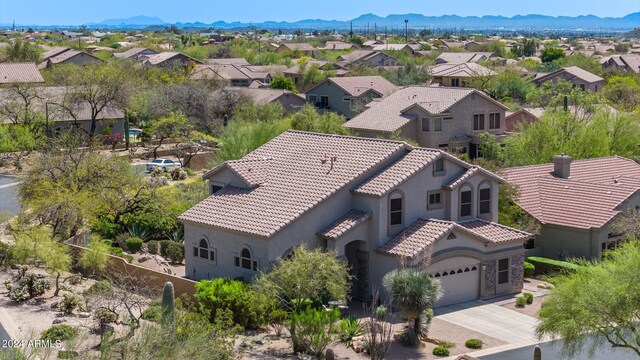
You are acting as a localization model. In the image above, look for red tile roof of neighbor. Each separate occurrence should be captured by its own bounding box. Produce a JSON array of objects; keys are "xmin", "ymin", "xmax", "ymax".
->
[
  {"xmin": 377, "ymin": 219, "xmax": 531, "ymax": 258},
  {"xmin": 501, "ymin": 156, "xmax": 640, "ymax": 229},
  {"xmin": 0, "ymin": 63, "xmax": 44, "ymax": 84},
  {"xmin": 179, "ymin": 131, "xmax": 408, "ymax": 237},
  {"xmin": 317, "ymin": 210, "xmax": 371, "ymax": 240}
]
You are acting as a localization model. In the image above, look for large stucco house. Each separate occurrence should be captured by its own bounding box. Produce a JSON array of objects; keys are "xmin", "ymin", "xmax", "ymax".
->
[
  {"xmin": 502, "ymin": 155, "xmax": 640, "ymax": 260},
  {"xmin": 532, "ymin": 66, "xmax": 604, "ymax": 92},
  {"xmin": 179, "ymin": 131, "xmax": 530, "ymax": 306},
  {"xmin": 345, "ymin": 86, "xmax": 508, "ymax": 158}
]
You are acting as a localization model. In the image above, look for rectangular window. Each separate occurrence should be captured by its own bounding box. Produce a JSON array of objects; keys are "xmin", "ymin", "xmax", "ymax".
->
[
  {"xmin": 242, "ymin": 257, "xmax": 251, "ymax": 269},
  {"xmin": 319, "ymin": 95, "xmax": 329, "ymax": 108},
  {"xmin": 209, "ymin": 250, "xmax": 216, "ymax": 262},
  {"xmin": 479, "ymin": 188, "xmax": 491, "ymax": 214},
  {"xmin": 524, "ymin": 238, "xmax": 535, "ymax": 249},
  {"xmin": 428, "ymin": 191, "xmax": 443, "ymax": 209},
  {"xmin": 193, "ymin": 247, "xmax": 198, "ymax": 257},
  {"xmin": 234, "ymin": 256, "xmax": 240, "ymax": 267},
  {"xmin": 451, "ymin": 78, "xmax": 460, "ymax": 87},
  {"xmin": 433, "ymin": 158, "xmax": 445, "ymax": 174},
  {"xmin": 390, "ymin": 197, "xmax": 403, "ymax": 226},
  {"xmin": 489, "ymin": 113, "xmax": 501, "ymax": 130},
  {"xmin": 211, "ymin": 185, "xmax": 223, "ymax": 194},
  {"xmin": 473, "ymin": 114, "xmax": 485, "ymax": 131},
  {"xmin": 498, "ymin": 258, "xmax": 509, "ymax": 284},
  {"xmin": 434, "ymin": 118, "xmax": 442, "ymax": 132},
  {"xmin": 307, "ymin": 94, "xmax": 317, "ymax": 104},
  {"xmin": 421, "ymin": 117, "xmax": 429, "ymax": 132},
  {"xmin": 199, "ymin": 248, "xmax": 208, "ymax": 259},
  {"xmin": 460, "ymin": 190, "xmax": 472, "ymax": 217}
]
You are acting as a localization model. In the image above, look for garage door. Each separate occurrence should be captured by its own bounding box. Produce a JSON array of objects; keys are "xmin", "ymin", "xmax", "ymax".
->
[{"xmin": 429, "ymin": 257, "xmax": 480, "ymax": 307}]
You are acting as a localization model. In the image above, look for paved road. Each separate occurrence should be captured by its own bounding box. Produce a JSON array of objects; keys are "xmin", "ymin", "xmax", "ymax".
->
[
  {"xmin": 0, "ymin": 176, "xmax": 20, "ymax": 214},
  {"xmin": 478, "ymin": 339, "xmax": 637, "ymax": 360},
  {"xmin": 435, "ymin": 300, "xmax": 538, "ymax": 343}
]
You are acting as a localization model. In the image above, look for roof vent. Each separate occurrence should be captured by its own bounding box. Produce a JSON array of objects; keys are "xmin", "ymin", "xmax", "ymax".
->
[{"xmin": 553, "ymin": 154, "xmax": 572, "ymax": 179}]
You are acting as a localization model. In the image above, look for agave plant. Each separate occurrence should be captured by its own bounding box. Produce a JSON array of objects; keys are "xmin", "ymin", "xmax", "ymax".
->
[
  {"xmin": 128, "ymin": 224, "xmax": 150, "ymax": 242},
  {"xmin": 166, "ymin": 229, "xmax": 184, "ymax": 243}
]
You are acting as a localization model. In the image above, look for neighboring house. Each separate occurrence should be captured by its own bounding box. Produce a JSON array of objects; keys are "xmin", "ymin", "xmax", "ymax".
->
[
  {"xmin": 40, "ymin": 47, "xmax": 72, "ymax": 62},
  {"xmin": 532, "ymin": 66, "xmax": 604, "ymax": 92},
  {"xmin": 113, "ymin": 47, "xmax": 158, "ymax": 61},
  {"xmin": 225, "ymin": 87, "xmax": 305, "ymax": 113},
  {"xmin": 435, "ymin": 52, "xmax": 495, "ymax": 65},
  {"xmin": 38, "ymin": 49, "xmax": 103, "ymax": 69},
  {"xmin": 0, "ymin": 86, "xmax": 125, "ymax": 135},
  {"xmin": 501, "ymin": 155, "xmax": 640, "ymax": 260},
  {"xmin": 363, "ymin": 40, "xmax": 383, "ymax": 48},
  {"xmin": 0, "ymin": 63, "xmax": 45, "ymax": 84},
  {"xmin": 141, "ymin": 52, "xmax": 204, "ymax": 67},
  {"xmin": 505, "ymin": 105, "xmax": 618, "ymax": 132},
  {"xmin": 428, "ymin": 63, "xmax": 495, "ymax": 88},
  {"xmin": 304, "ymin": 76, "xmax": 398, "ymax": 119},
  {"xmin": 190, "ymin": 64, "xmax": 283, "ymax": 87},
  {"xmin": 323, "ymin": 41, "xmax": 357, "ymax": 50},
  {"xmin": 205, "ymin": 58, "xmax": 250, "ymax": 66},
  {"xmin": 345, "ymin": 86, "xmax": 508, "ymax": 158},
  {"xmin": 336, "ymin": 50, "xmax": 398, "ymax": 68},
  {"xmin": 283, "ymin": 60, "xmax": 348, "ymax": 88},
  {"xmin": 179, "ymin": 130, "xmax": 529, "ymax": 306},
  {"xmin": 600, "ymin": 54, "xmax": 640, "ymax": 73},
  {"xmin": 275, "ymin": 43, "xmax": 316, "ymax": 56},
  {"xmin": 371, "ymin": 44, "xmax": 417, "ymax": 54}
]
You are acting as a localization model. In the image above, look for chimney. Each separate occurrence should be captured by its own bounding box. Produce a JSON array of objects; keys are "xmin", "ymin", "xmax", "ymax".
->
[{"xmin": 553, "ymin": 154, "xmax": 572, "ymax": 179}]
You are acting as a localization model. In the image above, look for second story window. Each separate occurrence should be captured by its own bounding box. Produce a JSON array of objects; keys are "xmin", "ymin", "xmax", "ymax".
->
[
  {"xmin": 389, "ymin": 192, "xmax": 403, "ymax": 226},
  {"xmin": 433, "ymin": 158, "xmax": 445, "ymax": 174},
  {"xmin": 460, "ymin": 186, "xmax": 472, "ymax": 217},
  {"xmin": 421, "ymin": 117, "xmax": 430, "ymax": 132},
  {"xmin": 489, "ymin": 113, "xmax": 501, "ymax": 130},
  {"xmin": 451, "ymin": 78, "xmax": 460, "ymax": 87},
  {"xmin": 479, "ymin": 182, "xmax": 491, "ymax": 214},
  {"xmin": 428, "ymin": 191, "xmax": 443, "ymax": 209},
  {"xmin": 473, "ymin": 114, "xmax": 485, "ymax": 131},
  {"xmin": 434, "ymin": 118, "xmax": 443, "ymax": 132}
]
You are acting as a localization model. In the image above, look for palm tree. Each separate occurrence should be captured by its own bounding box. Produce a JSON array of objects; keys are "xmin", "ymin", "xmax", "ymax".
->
[{"xmin": 383, "ymin": 268, "xmax": 441, "ymax": 345}]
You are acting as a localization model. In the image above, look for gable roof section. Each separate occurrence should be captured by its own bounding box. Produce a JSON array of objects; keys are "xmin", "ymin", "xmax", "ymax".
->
[
  {"xmin": 143, "ymin": 52, "xmax": 203, "ymax": 65},
  {"xmin": 180, "ymin": 131, "xmax": 407, "ymax": 237},
  {"xmin": 113, "ymin": 47, "xmax": 156, "ymax": 59},
  {"xmin": 317, "ymin": 210, "xmax": 371, "ymax": 240},
  {"xmin": 40, "ymin": 47, "xmax": 71, "ymax": 61},
  {"xmin": 428, "ymin": 63, "xmax": 495, "ymax": 77},
  {"xmin": 345, "ymin": 86, "xmax": 505, "ymax": 133},
  {"xmin": 535, "ymin": 66, "xmax": 603, "ymax": 84},
  {"xmin": 376, "ymin": 218, "xmax": 530, "ymax": 258},
  {"xmin": 436, "ymin": 52, "xmax": 494, "ymax": 64},
  {"xmin": 203, "ymin": 157, "xmax": 272, "ymax": 188},
  {"xmin": 446, "ymin": 166, "xmax": 506, "ymax": 190},
  {"xmin": 0, "ymin": 63, "xmax": 44, "ymax": 84},
  {"xmin": 501, "ymin": 156, "xmax": 640, "ymax": 229},
  {"xmin": 321, "ymin": 76, "xmax": 398, "ymax": 98}
]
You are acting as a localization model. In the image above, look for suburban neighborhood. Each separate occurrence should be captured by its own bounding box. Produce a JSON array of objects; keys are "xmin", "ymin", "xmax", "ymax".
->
[{"xmin": 0, "ymin": 2, "xmax": 639, "ymax": 359}]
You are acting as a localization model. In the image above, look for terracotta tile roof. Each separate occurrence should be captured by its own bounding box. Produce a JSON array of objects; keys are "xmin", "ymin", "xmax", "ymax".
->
[
  {"xmin": 191, "ymin": 64, "xmax": 250, "ymax": 81},
  {"xmin": 204, "ymin": 157, "xmax": 272, "ymax": 188},
  {"xmin": 46, "ymin": 50, "xmax": 101, "ymax": 65},
  {"xmin": 205, "ymin": 58, "xmax": 250, "ymax": 66},
  {"xmin": 179, "ymin": 131, "xmax": 407, "ymax": 237},
  {"xmin": 143, "ymin": 52, "xmax": 203, "ymax": 65},
  {"xmin": 436, "ymin": 52, "xmax": 494, "ymax": 64},
  {"xmin": 377, "ymin": 218, "xmax": 530, "ymax": 258},
  {"xmin": 428, "ymin": 63, "xmax": 495, "ymax": 77},
  {"xmin": 535, "ymin": 66, "xmax": 604, "ymax": 84},
  {"xmin": 317, "ymin": 210, "xmax": 371, "ymax": 240},
  {"xmin": 345, "ymin": 86, "xmax": 502, "ymax": 133},
  {"xmin": 446, "ymin": 166, "xmax": 506, "ymax": 190},
  {"xmin": 0, "ymin": 63, "xmax": 44, "ymax": 84},
  {"xmin": 353, "ymin": 148, "xmax": 441, "ymax": 196},
  {"xmin": 40, "ymin": 47, "xmax": 71, "ymax": 61},
  {"xmin": 113, "ymin": 47, "xmax": 156, "ymax": 59},
  {"xmin": 314, "ymin": 76, "xmax": 398, "ymax": 98},
  {"xmin": 279, "ymin": 43, "xmax": 316, "ymax": 52},
  {"xmin": 501, "ymin": 156, "xmax": 640, "ymax": 229},
  {"xmin": 227, "ymin": 88, "xmax": 304, "ymax": 104}
]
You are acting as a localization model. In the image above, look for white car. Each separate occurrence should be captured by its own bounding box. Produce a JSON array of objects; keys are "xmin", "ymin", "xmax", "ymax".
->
[{"xmin": 145, "ymin": 158, "xmax": 180, "ymax": 172}]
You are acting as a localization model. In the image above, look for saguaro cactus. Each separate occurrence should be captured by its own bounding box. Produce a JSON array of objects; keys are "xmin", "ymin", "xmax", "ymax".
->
[
  {"xmin": 534, "ymin": 345, "xmax": 542, "ymax": 360},
  {"xmin": 161, "ymin": 281, "xmax": 175, "ymax": 328}
]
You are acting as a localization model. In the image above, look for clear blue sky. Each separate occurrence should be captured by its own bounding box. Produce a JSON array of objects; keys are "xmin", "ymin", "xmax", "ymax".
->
[{"xmin": 0, "ymin": 0, "xmax": 638, "ymax": 25}]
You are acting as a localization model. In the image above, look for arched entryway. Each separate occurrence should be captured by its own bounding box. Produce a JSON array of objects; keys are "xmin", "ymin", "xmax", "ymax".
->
[{"xmin": 344, "ymin": 240, "xmax": 368, "ymax": 301}]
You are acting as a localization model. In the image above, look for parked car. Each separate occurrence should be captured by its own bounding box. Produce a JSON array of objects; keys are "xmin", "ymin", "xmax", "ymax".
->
[{"xmin": 145, "ymin": 158, "xmax": 180, "ymax": 172}]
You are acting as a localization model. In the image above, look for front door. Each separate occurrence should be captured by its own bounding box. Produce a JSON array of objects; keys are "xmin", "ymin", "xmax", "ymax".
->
[{"xmin": 345, "ymin": 241, "xmax": 368, "ymax": 301}]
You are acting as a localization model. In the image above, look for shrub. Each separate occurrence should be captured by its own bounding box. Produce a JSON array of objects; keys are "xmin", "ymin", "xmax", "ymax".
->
[
  {"xmin": 465, "ymin": 338, "xmax": 483, "ymax": 349},
  {"xmin": 524, "ymin": 292, "xmax": 534, "ymax": 304},
  {"xmin": 125, "ymin": 237, "xmax": 143, "ymax": 253},
  {"xmin": 433, "ymin": 346, "xmax": 450, "ymax": 357},
  {"xmin": 147, "ymin": 240, "xmax": 159, "ymax": 255},
  {"xmin": 141, "ymin": 304, "xmax": 162, "ymax": 322},
  {"xmin": 270, "ymin": 309, "xmax": 289, "ymax": 337},
  {"xmin": 165, "ymin": 242, "xmax": 184, "ymax": 264},
  {"xmin": 94, "ymin": 307, "xmax": 118, "ymax": 326},
  {"xmin": 195, "ymin": 278, "xmax": 275, "ymax": 330},
  {"xmin": 59, "ymin": 293, "xmax": 84, "ymax": 315},
  {"xmin": 438, "ymin": 340, "xmax": 455, "ymax": 349},
  {"xmin": 339, "ymin": 316, "xmax": 364, "ymax": 346},
  {"xmin": 107, "ymin": 246, "xmax": 124, "ymax": 258},
  {"xmin": 170, "ymin": 167, "xmax": 187, "ymax": 181},
  {"xmin": 291, "ymin": 307, "xmax": 340, "ymax": 357},
  {"xmin": 375, "ymin": 305, "xmax": 387, "ymax": 320},
  {"xmin": 84, "ymin": 280, "xmax": 112, "ymax": 297},
  {"xmin": 41, "ymin": 325, "xmax": 77, "ymax": 342},
  {"xmin": 527, "ymin": 257, "xmax": 580, "ymax": 275},
  {"xmin": 8, "ymin": 273, "xmax": 51, "ymax": 302},
  {"xmin": 159, "ymin": 240, "xmax": 173, "ymax": 257},
  {"xmin": 128, "ymin": 224, "xmax": 150, "ymax": 241},
  {"xmin": 516, "ymin": 295, "xmax": 527, "ymax": 307},
  {"xmin": 524, "ymin": 261, "xmax": 535, "ymax": 278}
]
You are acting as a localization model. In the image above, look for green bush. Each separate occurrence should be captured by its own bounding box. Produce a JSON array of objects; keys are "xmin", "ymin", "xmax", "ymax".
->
[
  {"xmin": 195, "ymin": 278, "xmax": 275, "ymax": 330},
  {"xmin": 141, "ymin": 304, "xmax": 162, "ymax": 322},
  {"xmin": 125, "ymin": 237, "xmax": 143, "ymax": 253},
  {"xmin": 8, "ymin": 273, "xmax": 51, "ymax": 302},
  {"xmin": 438, "ymin": 340, "xmax": 455, "ymax": 349},
  {"xmin": 41, "ymin": 325, "xmax": 77, "ymax": 342},
  {"xmin": 84, "ymin": 280, "xmax": 113, "ymax": 297},
  {"xmin": 524, "ymin": 292, "xmax": 534, "ymax": 304},
  {"xmin": 165, "ymin": 242, "xmax": 184, "ymax": 263},
  {"xmin": 59, "ymin": 293, "xmax": 84, "ymax": 315},
  {"xmin": 433, "ymin": 346, "xmax": 450, "ymax": 357},
  {"xmin": 339, "ymin": 316, "xmax": 364, "ymax": 346},
  {"xmin": 527, "ymin": 257, "xmax": 580, "ymax": 275},
  {"xmin": 147, "ymin": 240, "xmax": 159, "ymax": 255},
  {"xmin": 465, "ymin": 338, "xmax": 483, "ymax": 349},
  {"xmin": 291, "ymin": 307, "xmax": 340, "ymax": 357},
  {"xmin": 159, "ymin": 240, "xmax": 173, "ymax": 257},
  {"xmin": 107, "ymin": 246, "xmax": 124, "ymax": 257},
  {"xmin": 516, "ymin": 295, "xmax": 527, "ymax": 307},
  {"xmin": 94, "ymin": 307, "xmax": 118, "ymax": 325},
  {"xmin": 524, "ymin": 261, "xmax": 535, "ymax": 278}
]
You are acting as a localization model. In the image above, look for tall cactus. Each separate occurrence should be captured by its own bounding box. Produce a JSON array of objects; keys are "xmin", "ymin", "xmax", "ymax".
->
[
  {"xmin": 161, "ymin": 281, "xmax": 175, "ymax": 329},
  {"xmin": 534, "ymin": 345, "xmax": 541, "ymax": 360}
]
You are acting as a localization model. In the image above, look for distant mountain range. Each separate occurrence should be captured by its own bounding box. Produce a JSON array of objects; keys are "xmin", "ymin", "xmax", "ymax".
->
[{"xmin": 4, "ymin": 13, "xmax": 640, "ymax": 31}]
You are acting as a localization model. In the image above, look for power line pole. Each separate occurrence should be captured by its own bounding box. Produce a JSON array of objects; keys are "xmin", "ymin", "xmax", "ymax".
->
[{"xmin": 405, "ymin": 19, "xmax": 409, "ymax": 42}]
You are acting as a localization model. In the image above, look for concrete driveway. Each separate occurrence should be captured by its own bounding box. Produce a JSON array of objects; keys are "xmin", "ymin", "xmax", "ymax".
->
[{"xmin": 434, "ymin": 300, "xmax": 539, "ymax": 343}]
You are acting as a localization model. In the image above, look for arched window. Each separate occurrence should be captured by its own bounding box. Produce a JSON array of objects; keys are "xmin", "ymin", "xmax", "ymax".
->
[
  {"xmin": 389, "ymin": 191, "xmax": 404, "ymax": 226},
  {"xmin": 194, "ymin": 239, "xmax": 215, "ymax": 262},
  {"xmin": 235, "ymin": 247, "xmax": 257, "ymax": 271},
  {"xmin": 478, "ymin": 182, "xmax": 491, "ymax": 214},
  {"xmin": 460, "ymin": 185, "xmax": 473, "ymax": 217}
]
